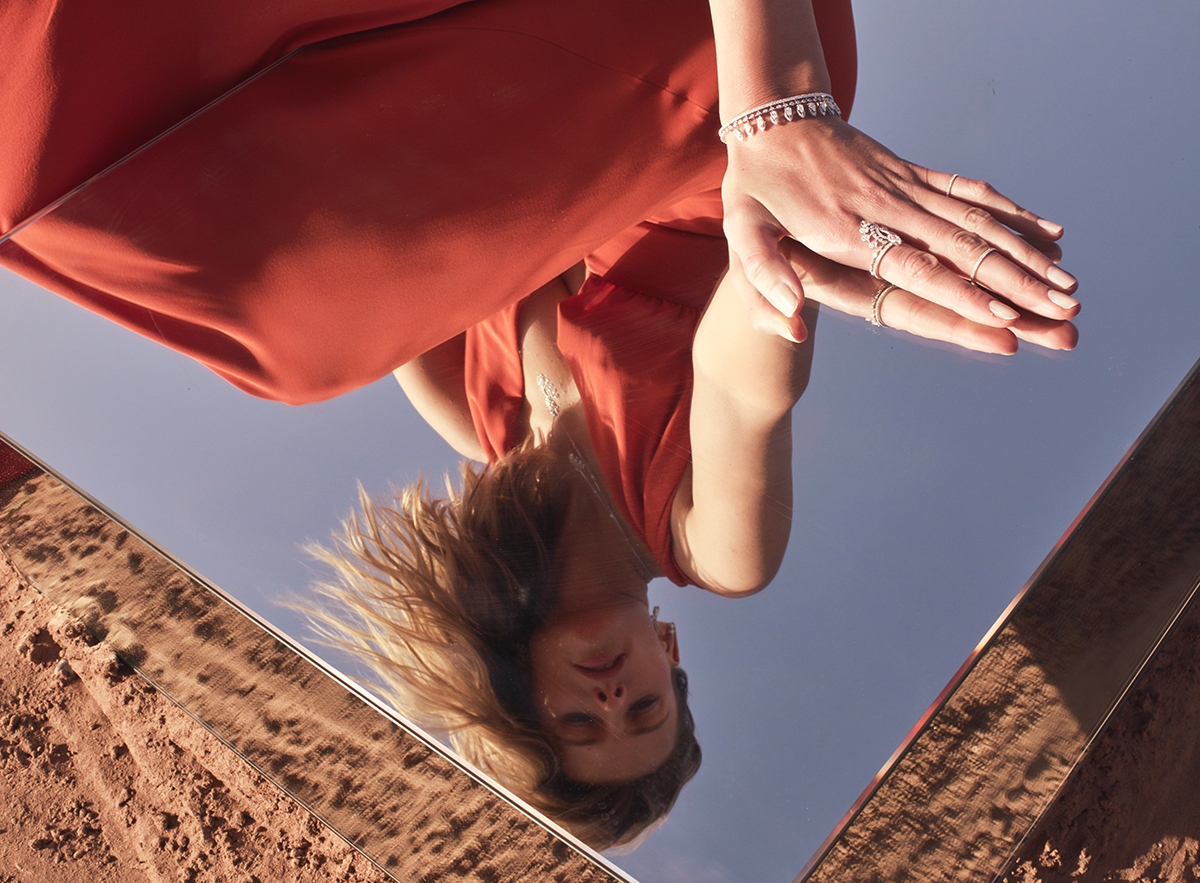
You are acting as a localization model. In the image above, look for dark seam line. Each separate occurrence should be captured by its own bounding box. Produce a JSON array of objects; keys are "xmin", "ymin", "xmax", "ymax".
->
[
  {"xmin": 3, "ymin": 22, "xmax": 717, "ymax": 245},
  {"xmin": 0, "ymin": 47, "xmax": 304, "ymax": 245}
]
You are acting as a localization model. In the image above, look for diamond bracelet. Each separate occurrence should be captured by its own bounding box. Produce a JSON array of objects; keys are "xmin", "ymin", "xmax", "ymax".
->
[{"xmin": 718, "ymin": 93, "xmax": 842, "ymax": 144}]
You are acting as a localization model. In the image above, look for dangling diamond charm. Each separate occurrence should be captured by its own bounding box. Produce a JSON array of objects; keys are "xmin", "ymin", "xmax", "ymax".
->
[{"xmin": 717, "ymin": 92, "xmax": 841, "ymax": 143}]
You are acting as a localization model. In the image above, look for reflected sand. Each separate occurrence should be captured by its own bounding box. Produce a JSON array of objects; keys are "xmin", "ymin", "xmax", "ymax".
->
[
  {"xmin": 3, "ymin": 353, "xmax": 1199, "ymax": 880},
  {"xmin": 801, "ymin": 361, "xmax": 1200, "ymax": 883},
  {"xmin": 0, "ymin": 453, "xmax": 624, "ymax": 881}
]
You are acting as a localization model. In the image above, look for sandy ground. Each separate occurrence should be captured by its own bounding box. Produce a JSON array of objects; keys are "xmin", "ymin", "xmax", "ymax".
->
[
  {"xmin": 1002, "ymin": 596, "xmax": 1200, "ymax": 883},
  {"xmin": 802, "ymin": 375, "xmax": 1200, "ymax": 883},
  {"xmin": 5, "ymin": 382, "xmax": 1200, "ymax": 883},
  {"xmin": 0, "ymin": 460, "xmax": 617, "ymax": 882},
  {"xmin": 0, "ymin": 544, "xmax": 393, "ymax": 882}
]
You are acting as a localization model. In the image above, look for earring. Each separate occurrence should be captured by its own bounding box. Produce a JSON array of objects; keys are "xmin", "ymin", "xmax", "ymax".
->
[{"xmin": 650, "ymin": 606, "xmax": 660, "ymax": 631}]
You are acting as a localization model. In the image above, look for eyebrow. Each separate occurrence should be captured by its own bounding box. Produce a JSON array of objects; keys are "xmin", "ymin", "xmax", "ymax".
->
[{"xmin": 557, "ymin": 709, "xmax": 672, "ymax": 746}]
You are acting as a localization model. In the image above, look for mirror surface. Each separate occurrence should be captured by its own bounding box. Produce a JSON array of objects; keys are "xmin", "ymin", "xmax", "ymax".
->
[{"xmin": 1, "ymin": 2, "xmax": 1198, "ymax": 881}]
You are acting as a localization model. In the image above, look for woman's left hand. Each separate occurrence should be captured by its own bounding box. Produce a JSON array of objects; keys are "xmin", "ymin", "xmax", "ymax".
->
[
  {"xmin": 722, "ymin": 116, "xmax": 1079, "ymax": 342},
  {"xmin": 728, "ymin": 236, "xmax": 1078, "ymax": 355}
]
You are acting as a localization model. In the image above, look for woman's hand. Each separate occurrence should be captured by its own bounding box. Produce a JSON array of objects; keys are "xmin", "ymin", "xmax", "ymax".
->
[
  {"xmin": 722, "ymin": 117, "xmax": 1079, "ymax": 343},
  {"xmin": 729, "ymin": 235, "xmax": 1078, "ymax": 355}
]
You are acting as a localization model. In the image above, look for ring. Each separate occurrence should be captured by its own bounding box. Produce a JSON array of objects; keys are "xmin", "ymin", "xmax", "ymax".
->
[
  {"xmin": 946, "ymin": 174, "xmax": 960, "ymax": 197},
  {"xmin": 869, "ymin": 283, "xmax": 898, "ymax": 327},
  {"xmin": 860, "ymin": 220, "xmax": 902, "ymax": 280},
  {"xmin": 969, "ymin": 247, "xmax": 998, "ymax": 285}
]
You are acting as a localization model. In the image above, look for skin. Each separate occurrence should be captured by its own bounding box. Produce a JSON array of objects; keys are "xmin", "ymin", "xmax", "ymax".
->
[
  {"xmin": 528, "ymin": 505, "xmax": 682, "ymax": 784},
  {"xmin": 708, "ymin": 0, "xmax": 1080, "ymax": 345}
]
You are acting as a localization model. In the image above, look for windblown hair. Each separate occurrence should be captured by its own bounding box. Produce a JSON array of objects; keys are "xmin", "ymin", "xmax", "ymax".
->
[{"xmin": 303, "ymin": 442, "xmax": 701, "ymax": 850}]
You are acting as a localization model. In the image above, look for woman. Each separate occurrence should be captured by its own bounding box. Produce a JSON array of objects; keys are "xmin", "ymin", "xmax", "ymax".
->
[
  {"xmin": 309, "ymin": 231, "xmax": 1073, "ymax": 851},
  {"xmin": 0, "ymin": 0, "xmax": 1077, "ymax": 850}
]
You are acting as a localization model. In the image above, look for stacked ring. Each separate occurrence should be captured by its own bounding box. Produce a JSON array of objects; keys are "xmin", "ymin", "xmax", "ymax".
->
[{"xmin": 859, "ymin": 220, "xmax": 902, "ymax": 280}]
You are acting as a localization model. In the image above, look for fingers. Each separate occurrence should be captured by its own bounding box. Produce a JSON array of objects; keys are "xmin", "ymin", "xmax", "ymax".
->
[
  {"xmin": 724, "ymin": 203, "xmax": 809, "ymax": 342},
  {"xmin": 940, "ymin": 199, "xmax": 1078, "ymax": 294},
  {"xmin": 1022, "ymin": 235, "xmax": 1064, "ymax": 265},
  {"xmin": 775, "ymin": 238, "xmax": 1077, "ymax": 355},
  {"xmin": 871, "ymin": 286, "xmax": 1077, "ymax": 354},
  {"xmin": 871, "ymin": 241, "xmax": 1022, "ymax": 327},
  {"xmin": 1007, "ymin": 309, "xmax": 1080, "ymax": 351},
  {"xmin": 871, "ymin": 201, "xmax": 1079, "ymax": 325},
  {"xmin": 878, "ymin": 290, "xmax": 1019, "ymax": 355},
  {"xmin": 937, "ymin": 171, "xmax": 1064, "ymax": 240}
]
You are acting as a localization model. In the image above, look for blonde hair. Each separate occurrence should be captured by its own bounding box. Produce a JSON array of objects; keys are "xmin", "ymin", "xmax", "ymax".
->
[{"xmin": 304, "ymin": 443, "xmax": 700, "ymax": 849}]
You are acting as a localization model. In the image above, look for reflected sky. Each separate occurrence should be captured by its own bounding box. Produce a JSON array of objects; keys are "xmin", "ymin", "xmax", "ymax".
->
[{"xmin": 1, "ymin": 2, "xmax": 1198, "ymax": 882}]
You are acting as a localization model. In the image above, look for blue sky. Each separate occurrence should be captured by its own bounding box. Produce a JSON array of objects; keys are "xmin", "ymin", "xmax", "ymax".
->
[{"xmin": 1, "ymin": 3, "xmax": 1198, "ymax": 882}]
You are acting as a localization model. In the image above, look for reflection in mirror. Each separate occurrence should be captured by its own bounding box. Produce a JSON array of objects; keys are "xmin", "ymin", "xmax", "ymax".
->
[
  {"xmin": 3, "ymin": 0, "xmax": 1199, "ymax": 879},
  {"xmin": 2, "ymin": 0, "xmax": 852, "ymax": 849},
  {"xmin": 0, "ymin": 0, "xmax": 1083, "ymax": 848},
  {"xmin": 0, "ymin": 434, "xmax": 630, "ymax": 882},
  {"xmin": 801, "ymin": 357, "xmax": 1200, "ymax": 882}
]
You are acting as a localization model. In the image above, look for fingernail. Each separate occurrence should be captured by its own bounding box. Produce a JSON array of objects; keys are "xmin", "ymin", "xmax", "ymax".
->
[
  {"xmin": 775, "ymin": 320, "xmax": 804, "ymax": 344},
  {"xmin": 1047, "ymin": 266, "xmax": 1077, "ymax": 289},
  {"xmin": 989, "ymin": 301, "xmax": 1020, "ymax": 321},
  {"xmin": 769, "ymin": 282, "xmax": 800, "ymax": 316},
  {"xmin": 1038, "ymin": 219, "xmax": 1064, "ymax": 235},
  {"xmin": 1048, "ymin": 291, "xmax": 1079, "ymax": 310}
]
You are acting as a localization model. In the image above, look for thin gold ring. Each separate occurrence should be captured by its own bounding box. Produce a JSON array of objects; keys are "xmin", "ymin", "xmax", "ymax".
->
[{"xmin": 946, "ymin": 174, "xmax": 960, "ymax": 197}]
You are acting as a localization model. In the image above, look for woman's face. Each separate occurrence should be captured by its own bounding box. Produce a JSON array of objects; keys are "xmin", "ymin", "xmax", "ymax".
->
[{"xmin": 530, "ymin": 602, "xmax": 680, "ymax": 784}]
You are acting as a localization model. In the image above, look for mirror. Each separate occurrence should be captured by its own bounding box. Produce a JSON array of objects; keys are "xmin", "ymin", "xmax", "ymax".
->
[
  {"xmin": 5, "ymin": 352, "xmax": 1200, "ymax": 882},
  {"xmin": 2, "ymin": 1, "xmax": 1197, "ymax": 879},
  {"xmin": 0, "ymin": 439, "xmax": 633, "ymax": 881}
]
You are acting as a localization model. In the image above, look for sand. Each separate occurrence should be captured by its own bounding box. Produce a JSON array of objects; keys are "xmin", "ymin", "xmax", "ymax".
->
[
  {"xmin": 0, "ymin": 544, "xmax": 394, "ymax": 882},
  {"xmin": 1002, "ymin": 595, "xmax": 1200, "ymax": 883},
  {"xmin": 800, "ymin": 367, "xmax": 1200, "ymax": 883},
  {"xmin": 5, "ymin": 358, "xmax": 1200, "ymax": 883},
  {"xmin": 0, "ymin": 457, "xmax": 619, "ymax": 882}
]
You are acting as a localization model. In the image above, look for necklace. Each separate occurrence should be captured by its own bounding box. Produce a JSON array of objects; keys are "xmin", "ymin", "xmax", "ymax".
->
[{"xmin": 537, "ymin": 373, "xmax": 655, "ymax": 583}]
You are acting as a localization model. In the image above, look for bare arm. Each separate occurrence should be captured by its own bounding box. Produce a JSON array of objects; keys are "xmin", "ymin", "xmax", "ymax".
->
[
  {"xmin": 671, "ymin": 258, "xmax": 816, "ymax": 598},
  {"xmin": 710, "ymin": 0, "xmax": 1076, "ymax": 345},
  {"xmin": 392, "ymin": 333, "xmax": 487, "ymax": 462}
]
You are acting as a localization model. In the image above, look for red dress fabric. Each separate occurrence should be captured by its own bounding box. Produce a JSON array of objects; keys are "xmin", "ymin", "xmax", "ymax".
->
[
  {"xmin": 464, "ymin": 205, "xmax": 729, "ymax": 585},
  {"xmin": 0, "ymin": 0, "xmax": 855, "ymax": 404},
  {"xmin": 0, "ymin": 0, "xmax": 857, "ymax": 581}
]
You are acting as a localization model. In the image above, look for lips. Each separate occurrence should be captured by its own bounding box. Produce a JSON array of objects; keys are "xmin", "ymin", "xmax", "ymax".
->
[{"xmin": 574, "ymin": 654, "xmax": 625, "ymax": 680}]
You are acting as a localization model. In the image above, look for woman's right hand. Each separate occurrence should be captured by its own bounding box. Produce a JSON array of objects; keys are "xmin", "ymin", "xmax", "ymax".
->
[{"xmin": 722, "ymin": 116, "xmax": 1079, "ymax": 346}]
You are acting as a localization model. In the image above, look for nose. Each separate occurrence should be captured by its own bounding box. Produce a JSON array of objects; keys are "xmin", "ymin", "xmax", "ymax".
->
[{"xmin": 593, "ymin": 684, "xmax": 625, "ymax": 707}]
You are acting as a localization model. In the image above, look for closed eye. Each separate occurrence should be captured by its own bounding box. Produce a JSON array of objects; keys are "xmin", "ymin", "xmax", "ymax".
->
[{"xmin": 630, "ymin": 695, "xmax": 659, "ymax": 714}]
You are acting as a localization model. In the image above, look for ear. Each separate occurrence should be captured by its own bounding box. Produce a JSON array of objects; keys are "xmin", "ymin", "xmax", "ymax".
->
[{"xmin": 657, "ymin": 620, "xmax": 680, "ymax": 665}]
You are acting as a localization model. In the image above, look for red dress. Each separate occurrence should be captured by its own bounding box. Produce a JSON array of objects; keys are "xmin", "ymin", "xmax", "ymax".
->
[
  {"xmin": 0, "ymin": 0, "xmax": 855, "ymax": 404},
  {"xmin": 1, "ymin": 0, "xmax": 856, "ymax": 580},
  {"xmin": 464, "ymin": 201, "xmax": 729, "ymax": 585}
]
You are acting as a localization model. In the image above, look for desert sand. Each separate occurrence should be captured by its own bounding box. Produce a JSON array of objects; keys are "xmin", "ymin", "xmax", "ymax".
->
[
  {"xmin": 5, "ymin": 361, "xmax": 1200, "ymax": 883},
  {"xmin": 1002, "ymin": 596, "xmax": 1200, "ymax": 883},
  {"xmin": 0, "ymin": 455, "xmax": 618, "ymax": 882}
]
